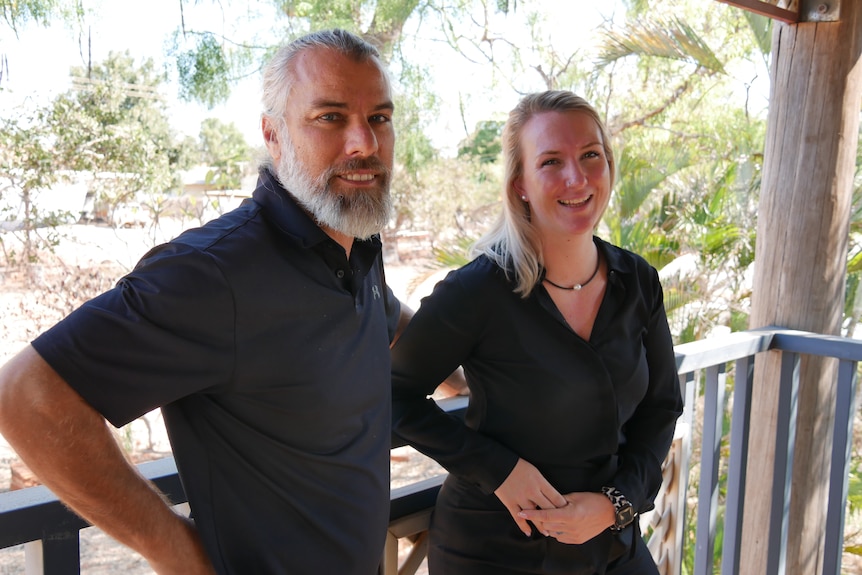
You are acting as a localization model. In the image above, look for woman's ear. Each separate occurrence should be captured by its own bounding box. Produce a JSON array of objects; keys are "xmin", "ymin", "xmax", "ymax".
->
[{"xmin": 513, "ymin": 177, "xmax": 527, "ymax": 200}]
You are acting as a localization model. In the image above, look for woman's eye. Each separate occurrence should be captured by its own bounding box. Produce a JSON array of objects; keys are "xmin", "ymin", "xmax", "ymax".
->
[{"xmin": 541, "ymin": 158, "xmax": 559, "ymax": 166}]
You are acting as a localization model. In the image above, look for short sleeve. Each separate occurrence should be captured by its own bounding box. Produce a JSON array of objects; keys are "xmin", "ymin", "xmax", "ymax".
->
[{"xmin": 32, "ymin": 242, "xmax": 236, "ymax": 427}]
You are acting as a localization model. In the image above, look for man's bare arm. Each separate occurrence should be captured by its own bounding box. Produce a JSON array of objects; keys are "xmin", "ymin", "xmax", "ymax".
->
[{"xmin": 0, "ymin": 346, "xmax": 214, "ymax": 574}]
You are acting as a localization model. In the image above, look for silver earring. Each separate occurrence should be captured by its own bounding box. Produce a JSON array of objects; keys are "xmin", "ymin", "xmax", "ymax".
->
[{"xmin": 521, "ymin": 196, "xmax": 527, "ymax": 201}]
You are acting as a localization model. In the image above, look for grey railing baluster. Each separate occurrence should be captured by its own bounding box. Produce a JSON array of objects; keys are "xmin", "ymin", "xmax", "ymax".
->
[
  {"xmin": 822, "ymin": 359, "xmax": 858, "ymax": 575},
  {"xmin": 766, "ymin": 351, "xmax": 800, "ymax": 575},
  {"xmin": 695, "ymin": 363, "xmax": 725, "ymax": 575},
  {"xmin": 721, "ymin": 354, "xmax": 754, "ymax": 575}
]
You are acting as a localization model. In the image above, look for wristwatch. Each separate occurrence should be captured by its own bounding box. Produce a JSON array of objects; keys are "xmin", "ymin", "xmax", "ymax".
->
[{"xmin": 601, "ymin": 486, "xmax": 635, "ymax": 531}]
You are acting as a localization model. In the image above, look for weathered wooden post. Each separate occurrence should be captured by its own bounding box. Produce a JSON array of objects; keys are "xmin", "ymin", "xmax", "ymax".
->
[{"xmin": 743, "ymin": 1, "xmax": 862, "ymax": 573}]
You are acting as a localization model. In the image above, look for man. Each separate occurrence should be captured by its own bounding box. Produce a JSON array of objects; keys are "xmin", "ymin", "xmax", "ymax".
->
[{"xmin": 0, "ymin": 29, "xmax": 403, "ymax": 574}]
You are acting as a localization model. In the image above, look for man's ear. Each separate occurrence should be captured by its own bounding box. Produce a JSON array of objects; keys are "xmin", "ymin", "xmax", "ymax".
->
[{"xmin": 261, "ymin": 116, "xmax": 282, "ymax": 163}]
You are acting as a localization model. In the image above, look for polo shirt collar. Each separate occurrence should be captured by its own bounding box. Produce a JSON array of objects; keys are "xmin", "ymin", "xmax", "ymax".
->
[
  {"xmin": 251, "ymin": 167, "xmax": 384, "ymax": 269},
  {"xmin": 252, "ymin": 167, "xmax": 332, "ymax": 249}
]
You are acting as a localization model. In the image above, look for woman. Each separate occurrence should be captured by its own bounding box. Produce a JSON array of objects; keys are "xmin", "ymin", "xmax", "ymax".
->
[{"xmin": 391, "ymin": 91, "xmax": 683, "ymax": 574}]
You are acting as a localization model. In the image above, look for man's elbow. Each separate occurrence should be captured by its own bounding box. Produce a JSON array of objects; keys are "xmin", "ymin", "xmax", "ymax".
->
[{"xmin": 0, "ymin": 345, "xmax": 82, "ymax": 441}]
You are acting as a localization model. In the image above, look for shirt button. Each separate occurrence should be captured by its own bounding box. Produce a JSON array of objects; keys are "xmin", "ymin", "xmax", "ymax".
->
[{"xmin": 336, "ymin": 269, "xmax": 345, "ymax": 279}]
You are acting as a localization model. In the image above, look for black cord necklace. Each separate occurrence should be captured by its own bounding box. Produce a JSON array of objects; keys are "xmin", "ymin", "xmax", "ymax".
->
[{"xmin": 542, "ymin": 252, "xmax": 601, "ymax": 291}]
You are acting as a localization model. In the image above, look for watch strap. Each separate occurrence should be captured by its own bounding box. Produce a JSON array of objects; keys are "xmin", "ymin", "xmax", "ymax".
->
[{"xmin": 601, "ymin": 486, "xmax": 635, "ymax": 531}]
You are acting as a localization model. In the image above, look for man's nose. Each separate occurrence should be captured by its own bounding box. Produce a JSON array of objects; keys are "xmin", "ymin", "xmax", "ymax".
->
[{"xmin": 345, "ymin": 120, "xmax": 379, "ymax": 157}]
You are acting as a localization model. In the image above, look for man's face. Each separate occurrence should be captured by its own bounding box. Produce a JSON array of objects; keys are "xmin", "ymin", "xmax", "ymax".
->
[{"xmin": 264, "ymin": 47, "xmax": 395, "ymax": 241}]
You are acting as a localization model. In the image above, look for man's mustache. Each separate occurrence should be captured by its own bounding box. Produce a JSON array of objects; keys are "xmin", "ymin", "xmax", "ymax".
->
[{"xmin": 328, "ymin": 158, "xmax": 391, "ymax": 180}]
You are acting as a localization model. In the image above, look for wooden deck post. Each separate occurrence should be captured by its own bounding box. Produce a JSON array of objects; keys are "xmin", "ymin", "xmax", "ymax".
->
[{"xmin": 744, "ymin": 2, "xmax": 862, "ymax": 573}]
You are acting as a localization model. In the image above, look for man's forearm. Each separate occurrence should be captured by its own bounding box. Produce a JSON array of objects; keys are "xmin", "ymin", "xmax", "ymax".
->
[{"xmin": 0, "ymin": 346, "xmax": 214, "ymax": 574}]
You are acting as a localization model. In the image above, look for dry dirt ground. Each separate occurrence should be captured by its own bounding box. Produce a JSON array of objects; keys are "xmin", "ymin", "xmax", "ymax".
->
[{"xmin": 0, "ymin": 221, "xmax": 446, "ymax": 573}]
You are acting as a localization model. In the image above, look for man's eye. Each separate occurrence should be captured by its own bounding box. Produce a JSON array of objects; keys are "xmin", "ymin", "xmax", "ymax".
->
[
  {"xmin": 370, "ymin": 114, "xmax": 392, "ymax": 124},
  {"xmin": 319, "ymin": 113, "xmax": 341, "ymax": 121}
]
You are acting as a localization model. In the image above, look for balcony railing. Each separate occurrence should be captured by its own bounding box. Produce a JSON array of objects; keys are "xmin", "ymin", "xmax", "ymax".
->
[{"xmin": 1, "ymin": 326, "xmax": 860, "ymax": 575}]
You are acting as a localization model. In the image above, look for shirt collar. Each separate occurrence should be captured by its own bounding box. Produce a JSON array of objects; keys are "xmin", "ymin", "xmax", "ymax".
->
[
  {"xmin": 251, "ymin": 166, "xmax": 384, "ymax": 260},
  {"xmin": 594, "ymin": 236, "xmax": 635, "ymax": 277},
  {"xmin": 251, "ymin": 167, "xmax": 331, "ymax": 249}
]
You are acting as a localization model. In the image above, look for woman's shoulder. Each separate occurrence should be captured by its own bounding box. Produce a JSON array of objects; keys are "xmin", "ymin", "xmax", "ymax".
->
[
  {"xmin": 448, "ymin": 254, "xmax": 512, "ymax": 290},
  {"xmin": 597, "ymin": 237, "xmax": 656, "ymax": 275},
  {"xmin": 596, "ymin": 238, "xmax": 664, "ymax": 303},
  {"xmin": 416, "ymin": 255, "xmax": 513, "ymax": 308}
]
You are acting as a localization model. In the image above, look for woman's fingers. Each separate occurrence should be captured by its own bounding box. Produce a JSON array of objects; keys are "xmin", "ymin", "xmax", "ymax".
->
[
  {"xmin": 518, "ymin": 492, "xmax": 617, "ymax": 544},
  {"xmin": 493, "ymin": 458, "xmax": 566, "ymax": 536}
]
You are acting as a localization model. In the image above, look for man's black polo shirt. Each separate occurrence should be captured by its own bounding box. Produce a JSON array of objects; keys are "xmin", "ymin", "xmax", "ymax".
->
[{"xmin": 32, "ymin": 168, "xmax": 400, "ymax": 574}]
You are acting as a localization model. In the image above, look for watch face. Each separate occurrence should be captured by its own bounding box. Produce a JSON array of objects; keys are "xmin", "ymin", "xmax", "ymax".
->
[{"xmin": 617, "ymin": 505, "xmax": 635, "ymax": 528}]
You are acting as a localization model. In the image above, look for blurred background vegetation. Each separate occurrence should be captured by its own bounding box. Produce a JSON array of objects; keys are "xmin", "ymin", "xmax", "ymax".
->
[{"xmin": 0, "ymin": 0, "xmax": 789, "ymax": 345}]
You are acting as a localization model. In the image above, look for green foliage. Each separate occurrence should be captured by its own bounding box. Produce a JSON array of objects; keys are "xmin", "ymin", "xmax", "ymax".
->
[
  {"xmin": 743, "ymin": 12, "xmax": 772, "ymax": 59},
  {"xmin": 199, "ymin": 118, "xmax": 253, "ymax": 190},
  {"xmin": 843, "ymin": 134, "xmax": 862, "ymax": 333},
  {"xmin": 621, "ymin": 0, "xmax": 650, "ymax": 14},
  {"xmin": 389, "ymin": 57, "xmax": 439, "ymax": 177},
  {"xmin": 598, "ymin": 16, "xmax": 726, "ymax": 75},
  {"xmin": 844, "ymin": 460, "xmax": 862, "ymax": 559},
  {"xmin": 583, "ymin": 0, "xmax": 766, "ymax": 342},
  {"xmin": 605, "ymin": 147, "xmax": 686, "ymax": 270},
  {"xmin": 494, "ymin": 0, "xmax": 515, "ymax": 14},
  {"xmin": 458, "ymin": 120, "xmax": 504, "ymax": 164},
  {"xmin": 174, "ymin": 33, "xmax": 231, "ymax": 108},
  {"xmin": 0, "ymin": 0, "xmax": 85, "ymax": 83},
  {"xmin": 0, "ymin": 0, "xmax": 81, "ymax": 33},
  {"xmin": 0, "ymin": 111, "xmax": 56, "ymax": 194},
  {"xmin": 168, "ymin": 0, "xmax": 442, "ymax": 219},
  {"xmin": 170, "ymin": 0, "xmax": 425, "ymax": 109},
  {"xmin": 390, "ymin": 155, "xmax": 500, "ymax": 243},
  {"xmin": 1, "ymin": 0, "xmax": 54, "ymax": 29},
  {"xmin": 281, "ymin": 0, "xmax": 362, "ymax": 28},
  {"xmin": 848, "ymin": 466, "xmax": 862, "ymax": 513},
  {"xmin": 0, "ymin": 105, "xmax": 72, "ymax": 266},
  {"xmin": 432, "ymin": 233, "xmax": 475, "ymax": 269},
  {"xmin": 0, "ymin": 51, "xmax": 194, "ymax": 237},
  {"xmin": 51, "ymin": 52, "xmax": 185, "ymax": 210}
]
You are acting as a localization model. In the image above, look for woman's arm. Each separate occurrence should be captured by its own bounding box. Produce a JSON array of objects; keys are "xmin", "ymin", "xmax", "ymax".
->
[
  {"xmin": 391, "ymin": 269, "xmax": 521, "ymax": 494},
  {"xmin": 613, "ymin": 270, "xmax": 684, "ymax": 511}
]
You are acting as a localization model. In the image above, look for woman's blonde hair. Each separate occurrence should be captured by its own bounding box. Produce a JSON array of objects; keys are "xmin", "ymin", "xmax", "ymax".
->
[{"xmin": 471, "ymin": 91, "xmax": 616, "ymax": 297}]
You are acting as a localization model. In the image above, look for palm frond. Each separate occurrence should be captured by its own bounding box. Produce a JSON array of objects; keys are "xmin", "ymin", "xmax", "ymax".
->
[
  {"xmin": 615, "ymin": 148, "xmax": 691, "ymax": 220},
  {"xmin": 743, "ymin": 11, "xmax": 772, "ymax": 57},
  {"xmin": 848, "ymin": 250, "xmax": 862, "ymax": 275},
  {"xmin": 597, "ymin": 17, "xmax": 726, "ymax": 74}
]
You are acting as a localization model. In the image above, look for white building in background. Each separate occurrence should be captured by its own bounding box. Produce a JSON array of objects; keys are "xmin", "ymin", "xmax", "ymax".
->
[
  {"xmin": 0, "ymin": 172, "xmax": 90, "ymax": 231},
  {"xmin": 0, "ymin": 168, "xmax": 255, "ymax": 232}
]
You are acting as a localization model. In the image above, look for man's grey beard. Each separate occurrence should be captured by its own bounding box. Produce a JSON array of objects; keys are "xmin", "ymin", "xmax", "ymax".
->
[{"xmin": 273, "ymin": 126, "xmax": 392, "ymax": 240}]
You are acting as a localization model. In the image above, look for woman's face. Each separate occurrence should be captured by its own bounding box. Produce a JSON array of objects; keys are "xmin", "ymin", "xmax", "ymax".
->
[{"xmin": 514, "ymin": 110, "xmax": 611, "ymax": 242}]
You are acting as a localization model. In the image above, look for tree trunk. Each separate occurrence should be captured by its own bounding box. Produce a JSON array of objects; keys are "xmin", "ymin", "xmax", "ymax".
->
[{"xmin": 743, "ymin": 3, "xmax": 862, "ymax": 574}]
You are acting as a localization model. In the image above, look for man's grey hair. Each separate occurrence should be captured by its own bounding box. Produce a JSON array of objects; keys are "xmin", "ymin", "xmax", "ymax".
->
[{"xmin": 261, "ymin": 29, "xmax": 383, "ymax": 129}]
